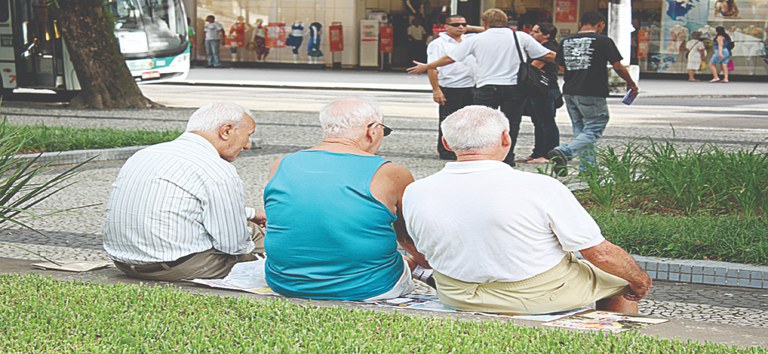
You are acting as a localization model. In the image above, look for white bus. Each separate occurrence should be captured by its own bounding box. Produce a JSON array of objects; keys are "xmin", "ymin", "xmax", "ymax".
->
[{"xmin": 0, "ymin": 0, "xmax": 190, "ymax": 95}]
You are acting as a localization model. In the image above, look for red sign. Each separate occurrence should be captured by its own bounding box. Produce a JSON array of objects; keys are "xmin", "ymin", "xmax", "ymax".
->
[
  {"xmin": 637, "ymin": 29, "xmax": 650, "ymax": 59},
  {"xmin": 432, "ymin": 24, "xmax": 445, "ymax": 36},
  {"xmin": 265, "ymin": 23, "xmax": 286, "ymax": 48},
  {"xmin": 555, "ymin": 0, "xmax": 578, "ymax": 23},
  {"xmin": 380, "ymin": 26, "xmax": 393, "ymax": 53},
  {"xmin": 329, "ymin": 24, "xmax": 344, "ymax": 52}
]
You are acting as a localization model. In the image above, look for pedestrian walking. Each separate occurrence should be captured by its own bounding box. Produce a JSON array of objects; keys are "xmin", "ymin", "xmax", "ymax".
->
[
  {"xmin": 685, "ymin": 31, "xmax": 707, "ymax": 81},
  {"xmin": 517, "ymin": 23, "xmax": 561, "ymax": 165},
  {"xmin": 427, "ymin": 15, "xmax": 476, "ymax": 160},
  {"xmin": 408, "ymin": 8, "xmax": 556, "ymax": 167},
  {"xmin": 548, "ymin": 11, "xmax": 638, "ymax": 176}
]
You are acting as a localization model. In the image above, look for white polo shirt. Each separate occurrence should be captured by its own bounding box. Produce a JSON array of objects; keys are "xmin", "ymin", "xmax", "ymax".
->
[
  {"xmin": 448, "ymin": 28, "xmax": 552, "ymax": 88},
  {"xmin": 427, "ymin": 32, "xmax": 476, "ymax": 88},
  {"xmin": 403, "ymin": 160, "xmax": 605, "ymax": 283}
]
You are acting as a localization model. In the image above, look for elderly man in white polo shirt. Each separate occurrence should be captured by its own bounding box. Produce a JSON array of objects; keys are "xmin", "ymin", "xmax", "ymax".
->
[
  {"xmin": 427, "ymin": 14, "xmax": 476, "ymax": 160},
  {"xmin": 408, "ymin": 8, "xmax": 556, "ymax": 167},
  {"xmin": 403, "ymin": 105, "xmax": 652, "ymax": 315},
  {"xmin": 104, "ymin": 102, "xmax": 265, "ymax": 281}
]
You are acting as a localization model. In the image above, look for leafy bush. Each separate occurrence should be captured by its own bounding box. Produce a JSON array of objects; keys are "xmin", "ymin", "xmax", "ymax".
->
[
  {"xmin": 0, "ymin": 131, "xmax": 88, "ymax": 233},
  {"xmin": 581, "ymin": 141, "xmax": 768, "ymax": 218}
]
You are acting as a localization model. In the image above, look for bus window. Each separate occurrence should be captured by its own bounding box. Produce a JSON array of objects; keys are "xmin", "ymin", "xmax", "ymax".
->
[
  {"xmin": 0, "ymin": 0, "xmax": 8, "ymax": 23},
  {"xmin": 110, "ymin": 0, "xmax": 187, "ymax": 56}
]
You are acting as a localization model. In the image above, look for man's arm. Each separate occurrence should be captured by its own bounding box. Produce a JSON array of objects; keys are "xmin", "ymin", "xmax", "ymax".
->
[
  {"xmin": 372, "ymin": 163, "xmax": 430, "ymax": 269},
  {"xmin": 534, "ymin": 51, "xmax": 557, "ymax": 63},
  {"xmin": 580, "ymin": 240, "xmax": 653, "ymax": 301},
  {"xmin": 407, "ymin": 55, "xmax": 455, "ymax": 74},
  {"xmin": 428, "ymin": 68, "xmax": 446, "ymax": 105},
  {"xmin": 611, "ymin": 61, "xmax": 639, "ymax": 94}
]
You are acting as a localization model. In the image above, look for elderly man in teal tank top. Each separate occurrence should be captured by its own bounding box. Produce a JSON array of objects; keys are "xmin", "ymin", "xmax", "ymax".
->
[{"xmin": 263, "ymin": 98, "xmax": 432, "ymax": 301}]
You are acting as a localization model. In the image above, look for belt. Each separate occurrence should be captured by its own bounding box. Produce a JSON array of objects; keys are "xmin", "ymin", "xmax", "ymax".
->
[{"xmin": 117, "ymin": 253, "xmax": 195, "ymax": 273}]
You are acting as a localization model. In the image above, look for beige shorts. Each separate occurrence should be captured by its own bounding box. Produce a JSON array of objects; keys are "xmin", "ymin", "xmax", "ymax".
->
[{"xmin": 433, "ymin": 253, "xmax": 629, "ymax": 315}]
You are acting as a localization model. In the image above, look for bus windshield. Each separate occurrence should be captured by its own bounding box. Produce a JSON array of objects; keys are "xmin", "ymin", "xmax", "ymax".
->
[{"xmin": 109, "ymin": 0, "xmax": 187, "ymax": 57}]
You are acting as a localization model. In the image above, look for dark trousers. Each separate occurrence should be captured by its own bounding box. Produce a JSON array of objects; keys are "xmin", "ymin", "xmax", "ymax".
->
[
  {"xmin": 474, "ymin": 85, "xmax": 528, "ymax": 166},
  {"xmin": 526, "ymin": 87, "xmax": 561, "ymax": 158},
  {"xmin": 438, "ymin": 86, "xmax": 475, "ymax": 159}
]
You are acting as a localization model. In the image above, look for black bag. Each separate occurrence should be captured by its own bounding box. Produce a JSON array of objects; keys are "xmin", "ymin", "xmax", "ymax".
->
[
  {"xmin": 726, "ymin": 39, "xmax": 735, "ymax": 51},
  {"xmin": 513, "ymin": 30, "xmax": 551, "ymax": 97}
]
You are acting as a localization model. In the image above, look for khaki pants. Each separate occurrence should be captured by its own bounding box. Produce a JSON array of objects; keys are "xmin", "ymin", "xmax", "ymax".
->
[
  {"xmin": 114, "ymin": 222, "xmax": 265, "ymax": 282},
  {"xmin": 434, "ymin": 253, "xmax": 629, "ymax": 315}
]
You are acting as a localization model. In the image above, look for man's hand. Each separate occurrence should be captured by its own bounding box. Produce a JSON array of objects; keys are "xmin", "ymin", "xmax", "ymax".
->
[
  {"xmin": 624, "ymin": 274, "xmax": 652, "ymax": 301},
  {"xmin": 627, "ymin": 83, "xmax": 639, "ymax": 96},
  {"xmin": 248, "ymin": 209, "xmax": 267, "ymax": 228},
  {"xmin": 433, "ymin": 89, "xmax": 446, "ymax": 105},
  {"xmin": 407, "ymin": 61, "xmax": 429, "ymax": 74}
]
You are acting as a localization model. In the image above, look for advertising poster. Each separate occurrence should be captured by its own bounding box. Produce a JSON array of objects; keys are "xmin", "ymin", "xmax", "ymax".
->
[
  {"xmin": 555, "ymin": 0, "xmax": 578, "ymax": 23},
  {"xmin": 708, "ymin": 0, "xmax": 768, "ymax": 20},
  {"xmin": 654, "ymin": 0, "xmax": 710, "ymax": 71},
  {"xmin": 265, "ymin": 23, "xmax": 286, "ymax": 48}
]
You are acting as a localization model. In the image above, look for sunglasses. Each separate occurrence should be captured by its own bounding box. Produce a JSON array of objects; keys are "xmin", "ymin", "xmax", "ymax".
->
[
  {"xmin": 367, "ymin": 122, "xmax": 393, "ymax": 136},
  {"xmin": 447, "ymin": 23, "xmax": 468, "ymax": 27}
]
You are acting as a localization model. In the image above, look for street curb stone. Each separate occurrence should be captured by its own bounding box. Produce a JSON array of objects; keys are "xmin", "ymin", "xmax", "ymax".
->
[{"xmin": 15, "ymin": 146, "xmax": 768, "ymax": 290}]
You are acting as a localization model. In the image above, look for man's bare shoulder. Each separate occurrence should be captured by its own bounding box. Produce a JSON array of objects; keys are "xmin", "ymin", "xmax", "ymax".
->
[{"xmin": 375, "ymin": 162, "xmax": 415, "ymax": 185}]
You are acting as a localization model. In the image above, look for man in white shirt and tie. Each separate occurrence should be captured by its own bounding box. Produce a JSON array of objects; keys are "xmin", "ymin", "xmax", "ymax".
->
[{"xmin": 104, "ymin": 102, "xmax": 265, "ymax": 281}]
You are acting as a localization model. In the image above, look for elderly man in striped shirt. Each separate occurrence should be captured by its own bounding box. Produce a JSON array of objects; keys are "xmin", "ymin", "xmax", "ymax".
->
[{"xmin": 104, "ymin": 102, "xmax": 264, "ymax": 281}]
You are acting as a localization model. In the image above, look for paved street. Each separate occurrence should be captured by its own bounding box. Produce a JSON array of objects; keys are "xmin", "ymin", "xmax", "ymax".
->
[{"xmin": 1, "ymin": 68, "xmax": 767, "ymax": 347}]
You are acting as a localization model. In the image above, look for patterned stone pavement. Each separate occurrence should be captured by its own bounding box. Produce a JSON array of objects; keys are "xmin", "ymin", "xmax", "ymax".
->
[{"xmin": 1, "ymin": 103, "xmax": 767, "ymax": 338}]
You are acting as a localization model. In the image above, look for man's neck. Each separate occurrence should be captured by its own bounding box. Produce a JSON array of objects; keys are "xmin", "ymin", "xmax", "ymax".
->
[
  {"xmin": 447, "ymin": 33, "xmax": 462, "ymax": 42},
  {"xmin": 578, "ymin": 25, "xmax": 600, "ymax": 34}
]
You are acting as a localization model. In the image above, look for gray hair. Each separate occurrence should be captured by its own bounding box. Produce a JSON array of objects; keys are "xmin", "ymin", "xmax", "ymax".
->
[
  {"xmin": 318, "ymin": 97, "xmax": 383, "ymax": 138},
  {"xmin": 441, "ymin": 105, "xmax": 509, "ymax": 152},
  {"xmin": 185, "ymin": 102, "xmax": 254, "ymax": 132}
]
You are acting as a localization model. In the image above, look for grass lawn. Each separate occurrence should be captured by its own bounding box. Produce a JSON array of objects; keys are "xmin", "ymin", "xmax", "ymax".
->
[
  {"xmin": 1, "ymin": 123, "xmax": 181, "ymax": 153},
  {"xmin": 0, "ymin": 274, "xmax": 759, "ymax": 353}
]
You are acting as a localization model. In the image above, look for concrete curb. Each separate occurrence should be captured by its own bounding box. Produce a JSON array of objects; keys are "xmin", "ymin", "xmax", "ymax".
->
[
  {"xmin": 15, "ymin": 146, "xmax": 768, "ymax": 290},
  {"xmin": 162, "ymin": 80, "xmax": 768, "ymax": 98},
  {"xmin": 634, "ymin": 255, "xmax": 768, "ymax": 289},
  {"xmin": 15, "ymin": 146, "xmax": 148, "ymax": 165}
]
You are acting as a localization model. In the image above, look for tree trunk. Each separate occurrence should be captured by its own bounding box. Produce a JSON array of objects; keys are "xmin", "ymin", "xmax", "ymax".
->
[{"xmin": 56, "ymin": 0, "xmax": 157, "ymax": 109}]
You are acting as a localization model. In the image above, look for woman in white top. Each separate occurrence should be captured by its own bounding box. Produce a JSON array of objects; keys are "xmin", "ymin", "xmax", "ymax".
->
[{"xmin": 685, "ymin": 31, "xmax": 707, "ymax": 81}]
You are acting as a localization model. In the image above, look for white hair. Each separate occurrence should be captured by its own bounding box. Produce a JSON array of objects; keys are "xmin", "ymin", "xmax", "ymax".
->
[
  {"xmin": 318, "ymin": 97, "xmax": 382, "ymax": 138},
  {"xmin": 185, "ymin": 102, "xmax": 254, "ymax": 132},
  {"xmin": 441, "ymin": 105, "xmax": 509, "ymax": 152}
]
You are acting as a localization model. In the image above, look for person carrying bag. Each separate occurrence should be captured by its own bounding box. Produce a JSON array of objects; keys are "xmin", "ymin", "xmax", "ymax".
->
[{"xmin": 513, "ymin": 30, "xmax": 551, "ymax": 97}]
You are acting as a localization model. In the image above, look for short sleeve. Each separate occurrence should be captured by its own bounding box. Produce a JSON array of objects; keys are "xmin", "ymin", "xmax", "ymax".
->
[
  {"xmin": 448, "ymin": 36, "xmax": 473, "ymax": 62},
  {"xmin": 604, "ymin": 37, "xmax": 623, "ymax": 64},
  {"xmin": 544, "ymin": 182, "xmax": 605, "ymax": 252}
]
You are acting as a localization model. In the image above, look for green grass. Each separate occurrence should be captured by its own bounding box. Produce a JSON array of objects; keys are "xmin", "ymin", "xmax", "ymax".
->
[
  {"xmin": 592, "ymin": 211, "xmax": 768, "ymax": 265},
  {"xmin": 580, "ymin": 141, "xmax": 768, "ymax": 217},
  {"xmin": 0, "ymin": 122, "xmax": 181, "ymax": 153},
  {"xmin": 0, "ymin": 274, "xmax": 761, "ymax": 353}
]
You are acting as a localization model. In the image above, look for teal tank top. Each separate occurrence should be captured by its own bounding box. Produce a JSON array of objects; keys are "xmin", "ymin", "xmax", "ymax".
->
[{"xmin": 264, "ymin": 150, "xmax": 404, "ymax": 300}]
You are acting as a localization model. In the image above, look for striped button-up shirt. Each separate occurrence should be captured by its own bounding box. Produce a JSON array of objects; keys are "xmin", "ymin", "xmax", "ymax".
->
[{"xmin": 103, "ymin": 132, "xmax": 255, "ymax": 264}]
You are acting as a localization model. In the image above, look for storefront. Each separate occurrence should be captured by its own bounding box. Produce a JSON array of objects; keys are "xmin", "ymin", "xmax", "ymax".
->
[{"xmin": 183, "ymin": 0, "xmax": 767, "ymax": 78}]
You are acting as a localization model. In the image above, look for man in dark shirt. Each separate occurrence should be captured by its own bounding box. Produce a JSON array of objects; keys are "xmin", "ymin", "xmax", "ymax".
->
[{"xmin": 548, "ymin": 11, "xmax": 638, "ymax": 176}]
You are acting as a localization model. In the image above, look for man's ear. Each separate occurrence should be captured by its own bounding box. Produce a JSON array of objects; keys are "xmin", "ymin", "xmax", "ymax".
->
[
  {"xmin": 501, "ymin": 130, "xmax": 511, "ymax": 148},
  {"xmin": 219, "ymin": 123, "xmax": 234, "ymax": 140},
  {"xmin": 441, "ymin": 136, "xmax": 453, "ymax": 152}
]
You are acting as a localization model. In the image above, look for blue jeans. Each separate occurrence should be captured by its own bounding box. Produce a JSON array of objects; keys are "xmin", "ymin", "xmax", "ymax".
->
[
  {"xmin": 557, "ymin": 95, "xmax": 609, "ymax": 172},
  {"xmin": 526, "ymin": 87, "xmax": 561, "ymax": 158},
  {"xmin": 474, "ymin": 85, "xmax": 528, "ymax": 165},
  {"xmin": 205, "ymin": 39, "xmax": 221, "ymax": 67}
]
